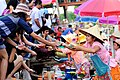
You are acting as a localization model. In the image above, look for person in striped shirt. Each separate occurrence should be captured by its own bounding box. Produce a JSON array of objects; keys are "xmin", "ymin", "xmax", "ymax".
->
[{"xmin": 0, "ymin": 3, "xmax": 56, "ymax": 80}]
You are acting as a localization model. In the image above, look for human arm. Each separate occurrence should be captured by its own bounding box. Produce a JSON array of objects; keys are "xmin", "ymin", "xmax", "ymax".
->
[
  {"xmin": 73, "ymin": 45, "xmax": 100, "ymax": 53},
  {"xmin": 5, "ymin": 37, "xmax": 25, "ymax": 50},
  {"xmin": 30, "ymin": 32, "xmax": 56, "ymax": 47},
  {"xmin": 22, "ymin": 46, "xmax": 37, "ymax": 56},
  {"xmin": 28, "ymin": 0, "xmax": 34, "ymax": 8},
  {"xmin": 22, "ymin": 35, "xmax": 44, "ymax": 48},
  {"xmin": 115, "ymin": 50, "xmax": 120, "ymax": 65},
  {"xmin": 63, "ymin": 43, "xmax": 100, "ymax": 53},
  {"xmin": 34, "ymin": 10, "xmax": 41, "ymax": 28},
  {"xmin": 9, "ymin": 48, "xmax": 16, "ymax": 63},
  {"xmin": 18, "ymin": 19, "xmax": 56, "ymax": 47},
  {"xmin": 9, "ymin": 6, "xmax": 14, "ymax": 13},
  {"xmin": 5, "ymin": 37, "xmax": 17, "ymax": 47},
  {"xmin": 34, "ymin": 18, "xmax": 41, "ymax": 28}
]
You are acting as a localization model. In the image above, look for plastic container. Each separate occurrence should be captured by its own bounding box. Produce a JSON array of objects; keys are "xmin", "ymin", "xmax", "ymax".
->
[{"xmin": 65, "ymin": 67, "xmax": 77, "ymax": 80}]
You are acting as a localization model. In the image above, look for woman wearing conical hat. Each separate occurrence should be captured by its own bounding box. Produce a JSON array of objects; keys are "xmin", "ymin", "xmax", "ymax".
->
[
  {"xmin": 110, "ymin": 39, "xmax": 120, "ymax": 79},
  {"xmin": 66, "ymin": 26, "xmax": 110, "ymax": 64},
  {"xmin": 63, "ymin": 26, "xmax": 118, "ymax": 79},
  {"xmin": 113, "ymin": 40, "xmax": 120, "ymax": 64}
]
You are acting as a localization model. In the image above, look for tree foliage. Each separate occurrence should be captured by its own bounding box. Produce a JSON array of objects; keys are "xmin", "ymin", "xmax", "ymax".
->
[{"xmin": 60, "ymin": 11, "xmax": 76, "ymax": 22}]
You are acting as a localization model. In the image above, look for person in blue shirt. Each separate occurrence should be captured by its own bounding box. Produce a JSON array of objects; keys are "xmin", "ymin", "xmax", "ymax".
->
[
  {"xmin": 0, "ymin": 3, "xmax": 56, "ymax": 80},
  {"xmin": 61, "ymin": 24, "xmax": 73, "ymax": 42},
  {"xmin": 62, "ymin": 24, "xmax": 73, "ymax": 35}
]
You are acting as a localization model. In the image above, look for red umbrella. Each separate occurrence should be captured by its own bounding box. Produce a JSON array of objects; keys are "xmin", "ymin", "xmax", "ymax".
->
[
  {"xmin": 74, "ymin": 0, "xmax": 93, "ymax": 15},
  {"xmin": 41, "ymin": 0, "xmax": 56, "ymax": 5},
  {"xmin": 52, "ymin": 0, "xmax": 56, "ymax": 3},
  {"xmin": 41, "ymin": 0, "xmax": 52, "ymax": 5},
  {"xmin": 79, "ymin": 0, "xmax": 120, "ymax": 17}
]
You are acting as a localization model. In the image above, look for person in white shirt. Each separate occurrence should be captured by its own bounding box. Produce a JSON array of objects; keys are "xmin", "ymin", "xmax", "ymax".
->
[
  {"xmin": 0, "ymin": 0, "xmax": 7, "ymax": 16},
  {"xmin": 44, "ymin": 14, "xmax": 52, "ymax": 28},
  {"xmin": 30, "ymin": 0, "xmax": 42, "ymax": 32}
]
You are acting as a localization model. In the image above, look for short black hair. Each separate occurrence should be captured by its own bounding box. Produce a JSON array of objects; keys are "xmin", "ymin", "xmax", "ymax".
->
[
  {"xmin": 49, "ymin": 30, "xmax": 55, "ymax": 35},
  {"xmin": 35, "ymin": 0, "xmax": 42, "ymax": 6},
  {"xmin": 45, "ymin": 14, "xmax": 49, "ymax": 19},
  {"xmin": 58, "ymin": 27, "xmax": 62, "ymax": 30},
  {"xmin": 7, "ymin": 0, "xmax": 18, "ymax": 9},
  {"xmin": 90, "ymin": 34, "xmax": 104, "ymax": 44},
  {"xmin": 37, "ymin": 26, "xmax": 50, "ymax": 34},
  {"xmin": 68, "ymin": 24, "xmax": 72, "ymax": 28}
]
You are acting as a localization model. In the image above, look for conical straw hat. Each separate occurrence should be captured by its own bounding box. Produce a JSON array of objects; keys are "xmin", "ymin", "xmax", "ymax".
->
[
  {"xmin": 114, "ymin": 39, "xmax": 120, "ymax": 46},
  {"xmin": 77, "ymin": 33, "xmax": 86, "ymax": 43},
  {"xmin": 61, "ymin": 33, "xmax": 77, "ymax": 45},
  {"xmin": 79, "ymin": 26, "xmax": 104, "ymax": 43},
  {"xmin": 112, "ymin": 31, "xmax": 120, "ymax": 38}
]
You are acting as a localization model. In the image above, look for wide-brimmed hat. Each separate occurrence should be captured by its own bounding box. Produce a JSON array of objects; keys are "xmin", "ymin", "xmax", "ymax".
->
[
  {"xmin": 61, "ymin": 33, "xmax": 78, "ymax": 45},
  {"xmin": 61, "ymin": 33, "xmax": 86, "ymax": 45},
  {"xmin": 79, "ymin": 26, "xmax": 104, "ymax": 43},
  {"xmin": 77, "ymin": 32, "xmax": 86, "ymax": 43},
  {"xmin": 112, "ymin": 31, "xmax": 120, "ymax": 38},
  {"xmin": 114, "ymin": 39, "xmax": 120, "ymax": 46},
  {"xmin": 13, "ymin": 3, "xmax": 30, "ymax": 15}
]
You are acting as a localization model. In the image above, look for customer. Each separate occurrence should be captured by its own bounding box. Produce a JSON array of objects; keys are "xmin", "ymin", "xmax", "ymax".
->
[
  {"xmin": 0, "ymin": 3, "xmax": 55, "ymax": 80},
  {"xmin": 30, "ymin": 0, "xmax": 43, "ymax": 33}
]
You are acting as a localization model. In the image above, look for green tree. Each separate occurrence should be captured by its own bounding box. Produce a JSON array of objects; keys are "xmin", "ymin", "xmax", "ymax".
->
[
  {"xmin": 67, "ymin": 11, "xmax": 76, "ymax": 22},
  {"xmin": 59, "ymin": 14, "xmax": 64, "ymax": 21},
  {"xmin": 59, "ymin": 11, "xmax": 76, "ymax": 22},
  {"xmin": 74, "ymin": 5, "xmax": 79, "ymax": 9}
]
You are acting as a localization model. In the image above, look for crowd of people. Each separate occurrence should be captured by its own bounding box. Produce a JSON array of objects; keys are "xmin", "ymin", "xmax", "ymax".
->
[{"xmin": 1, "ymin": 0, "xmax": 120, "ymax": 80}]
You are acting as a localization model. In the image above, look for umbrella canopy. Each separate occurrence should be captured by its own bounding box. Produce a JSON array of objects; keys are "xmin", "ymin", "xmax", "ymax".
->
[
  {"xmin": 76, "ymin": 0, "xmax": 120, "ymax": 17},
  {"xmin": 41, "ymin": 0, "xmax": 56, "ymax": 5},
  {"xmin": 74, "ymin": 0, "xmax": 93, "ymax": 15},
  {"xmin": 80, "ymin": 16, "xmax": 98, "ymax": 22},
  {"xmin": 75, "ymin": 16, "xmax": 98, "ymax": 22},
  {"xmin": 75, "ymin": 15, "xmax": 120, "ymax": 25},
  {"xmin": 52, "ymin": 0, "xmax": 56, "ymax": 3},
  {"xmin": 41, "ymin": 0, "xmax": 52, "ymax": 5},
  {"xmin": 99, "ymin": 16, "xmax": 120, "ymax": 25}
]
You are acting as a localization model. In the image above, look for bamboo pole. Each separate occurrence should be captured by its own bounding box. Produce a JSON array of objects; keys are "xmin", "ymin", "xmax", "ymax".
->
[{"xmin": 56, "ymin": 0, "xmax": 60, "ymax": 18}]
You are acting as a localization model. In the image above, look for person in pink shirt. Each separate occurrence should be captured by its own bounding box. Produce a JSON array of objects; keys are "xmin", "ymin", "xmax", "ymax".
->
[
  {"xmin": 56, "ymin": 47, "xmax": 90, "ymax": 78},
  {"xmin": 56, "ymin": 33, "xmax": 90, "ymax": 78},
  {"xmin": 109, "ymin": 39, "xmax": 120, "ymax": 80},
  {"xmin": 66, "ymin": 26, "xmax": 110, "ymax": 65},
  {"xmin": 113, "ymin": 39, "xmax": 120, "ymax": 64},
  {"xmin": 63, "ymin": 26, "xmax": 119, "ymax": 79}
]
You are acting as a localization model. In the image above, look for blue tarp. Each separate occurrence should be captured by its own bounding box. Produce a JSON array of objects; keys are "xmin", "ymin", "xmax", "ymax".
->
[{"xmin": 75, "ymin": 16, "xmax": 98, "ymax": 23}]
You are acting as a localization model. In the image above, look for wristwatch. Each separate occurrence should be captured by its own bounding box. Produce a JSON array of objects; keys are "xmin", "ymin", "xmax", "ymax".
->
[{"xmin": 15, "ymin": 45, "xmax": 18, "ymax": 49}]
